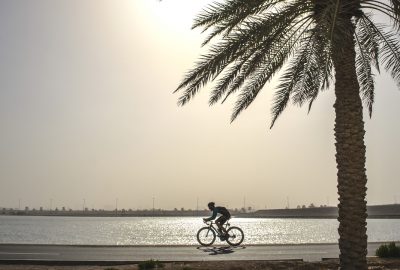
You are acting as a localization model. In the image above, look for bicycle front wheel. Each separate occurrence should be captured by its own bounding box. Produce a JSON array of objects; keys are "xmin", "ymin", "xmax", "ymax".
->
[
  {"xmin": 226, "ymin": 226, "xmax": 244, "ymax": 246},
  {"xmin": 196, "ymin": 227, "xmax": 216, "ymax": 246}
]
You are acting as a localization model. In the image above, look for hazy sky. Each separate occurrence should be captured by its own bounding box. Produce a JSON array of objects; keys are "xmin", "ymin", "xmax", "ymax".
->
[{"xmin": 0, "ymin": 0, "xmax": 399, "ymax": 211}]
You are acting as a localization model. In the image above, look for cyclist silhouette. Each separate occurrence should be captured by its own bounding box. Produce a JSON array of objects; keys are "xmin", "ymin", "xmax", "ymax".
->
[{"xmin": 203, "ymin": 202, "xmax": 231, "ymax": 239}]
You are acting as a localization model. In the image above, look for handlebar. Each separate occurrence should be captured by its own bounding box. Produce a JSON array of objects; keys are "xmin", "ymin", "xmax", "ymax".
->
[
  {"xmin": 202, "ymin": 219, "xmax": 230, "ymax": 226},
  {"xmin": 203, "ymin": 219, "xmax": 212, "ymax": 224}
]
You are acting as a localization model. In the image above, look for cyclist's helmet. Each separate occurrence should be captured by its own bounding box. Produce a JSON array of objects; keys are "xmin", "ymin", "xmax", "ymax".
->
[{"xmin": 207, "ymin": 202, "xmax": 215, "ymax": 209}]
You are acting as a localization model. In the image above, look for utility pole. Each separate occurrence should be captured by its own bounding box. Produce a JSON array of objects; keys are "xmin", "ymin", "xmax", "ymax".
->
[
  {"xmin": 83, "ymin": 199, "xmax": 86, "ymax": 212},
  {"xmin": 196, "ymin": 197, "xmax": 199, "ymax": 216},
  {"xmin": 115, "ymin": 198, "xmax": 118, "ymax": 216},
  {"xmin": 152, "ymin": 197, "xmax": 155, "ymax": 215}
]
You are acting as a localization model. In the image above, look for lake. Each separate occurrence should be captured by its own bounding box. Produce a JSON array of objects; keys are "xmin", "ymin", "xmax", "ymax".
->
[{"xmin": 1, "ymin": 216, "xmax": 399, "ymax": 245}]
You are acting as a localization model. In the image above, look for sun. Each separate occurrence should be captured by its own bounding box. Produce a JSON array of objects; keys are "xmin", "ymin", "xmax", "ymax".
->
[{"xmin": 138, "ymin": 0, "xmax": 211, "ymax": 32}]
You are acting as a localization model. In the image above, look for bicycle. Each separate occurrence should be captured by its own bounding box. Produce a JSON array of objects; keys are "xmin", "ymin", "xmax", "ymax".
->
[{"xmin": 196, "ymin": 220, "xmax": 244, "ymax": 246}]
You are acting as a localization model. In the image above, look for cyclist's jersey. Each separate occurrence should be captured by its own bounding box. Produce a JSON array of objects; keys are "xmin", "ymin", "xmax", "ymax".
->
[{"xmin": 204, "ymin": 206, "xmax": 231, "ymax": 221}]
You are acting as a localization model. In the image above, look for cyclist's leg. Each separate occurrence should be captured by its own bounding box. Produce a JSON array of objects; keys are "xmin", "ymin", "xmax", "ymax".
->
[
  {"xmin": 215, "ymin": 216, "xmax": 223, "ymax": 234},
  {"xmin": 216, "ymin": 216, "xmax": 228, "ymax": 235}
]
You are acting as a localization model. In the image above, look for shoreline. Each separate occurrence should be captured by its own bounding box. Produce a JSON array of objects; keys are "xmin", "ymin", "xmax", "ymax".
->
[
  {"xmin": 2, "ymin": 213, "xmax": 400, "ymax": 219},
  {"xmin": 0, "ymin": 242, "xmax": 396, "ymax": 247},
  {"xmin": 0, "ymin": 242, "xmax": 400, "ymax": 248},
  {"xmin": 2, "ymin": 203, "xmax": 400, "ymax": 219}
]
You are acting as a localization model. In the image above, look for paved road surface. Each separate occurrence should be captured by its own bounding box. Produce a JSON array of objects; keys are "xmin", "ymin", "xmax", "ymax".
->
[{"xmin": 0, "ymin": 243, "xmax": 383, "ymax": 263}]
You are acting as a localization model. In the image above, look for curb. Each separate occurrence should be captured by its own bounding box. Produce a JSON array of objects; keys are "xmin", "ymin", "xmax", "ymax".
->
[
  {"xmin": 0, "ymin": 260, "xmax": 141, "ymax": 266},
  {"xmin": 0, "ymin": 259, "xmax": 304, "ymax": 266}
]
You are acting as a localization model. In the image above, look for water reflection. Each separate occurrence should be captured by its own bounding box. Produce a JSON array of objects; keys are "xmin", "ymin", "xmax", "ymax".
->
[{"xmin": 0, "ymin": 216, "xmax": 399, "ymax": 245}]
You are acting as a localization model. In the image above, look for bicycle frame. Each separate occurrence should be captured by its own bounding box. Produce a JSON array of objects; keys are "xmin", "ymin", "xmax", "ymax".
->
[{"xmin": 204, "ymin": 221, "xmax": 230, "ymax": 236}]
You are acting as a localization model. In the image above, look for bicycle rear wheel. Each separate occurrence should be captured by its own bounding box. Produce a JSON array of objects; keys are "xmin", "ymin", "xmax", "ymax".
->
[
  {"xmin": 226, "ymin": 226, "xmax": 244, "ymax": 246},
  {"xmin": 196, "ymin": 227, "xmax": 216, "ymax": 246}
]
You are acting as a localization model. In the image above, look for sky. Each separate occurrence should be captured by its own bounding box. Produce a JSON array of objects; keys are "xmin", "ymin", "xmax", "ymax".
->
[{"xmin": 0, "ymin": 0, "xmax": 399, "ymax": 211}]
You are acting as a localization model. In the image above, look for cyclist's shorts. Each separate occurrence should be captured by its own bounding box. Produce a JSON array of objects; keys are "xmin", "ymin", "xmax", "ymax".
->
[{"xmin": 216, "ymin": 215, "xmax": 230, "ymax": 225}]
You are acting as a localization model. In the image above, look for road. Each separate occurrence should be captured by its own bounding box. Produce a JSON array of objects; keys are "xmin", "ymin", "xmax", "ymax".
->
[{"xmin": 0, "ymin": 243, "xmax": 384, "ymax": 263}]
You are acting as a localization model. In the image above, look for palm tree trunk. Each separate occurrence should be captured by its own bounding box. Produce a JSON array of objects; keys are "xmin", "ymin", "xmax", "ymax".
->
[{"xmin": 332, "ymin": 19, "xmax": 368, "ymax": 270}]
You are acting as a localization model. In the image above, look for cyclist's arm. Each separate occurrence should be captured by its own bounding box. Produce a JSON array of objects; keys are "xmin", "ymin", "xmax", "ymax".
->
[{"xmin": 204, "ymin": 208, "xmax": 218, "ymax": 221}]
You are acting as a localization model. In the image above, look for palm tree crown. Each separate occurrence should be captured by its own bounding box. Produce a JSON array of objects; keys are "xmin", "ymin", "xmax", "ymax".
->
[{"xmin": 175, "ymin": 0, "xmax": 399, "ymax": 126}]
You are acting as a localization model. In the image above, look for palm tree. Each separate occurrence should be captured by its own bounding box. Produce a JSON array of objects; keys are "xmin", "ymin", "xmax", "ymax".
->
[{"xmin": 175, "ymin": 0, "xmax": 400, "ymax": 269}]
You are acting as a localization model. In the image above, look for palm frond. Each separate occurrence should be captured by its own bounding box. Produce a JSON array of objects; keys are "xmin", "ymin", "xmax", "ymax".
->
[
  {"xmin": 309, "ymin": 0, "xmax": 336, "ymax": 92},
  {"xmin": 219, "ymin": 4, "xmax": 313, "ymax": 105},
  {"xmin": 230, "ymin": 18, "xmax": 313, "ymax": 123},
  {"xmin": 176, "ymin": 41, "xmax": 242, "ymax": 106},
  {"xmin": 362, "ymin": 15, "xmax": 400, "ymax": 87},
  {"xmin": 307, "ymin": 42, "xmax": 333, "ymax": 113},
  {"xmin": 355, "ymin": 29, "xmax": 375, "ymax": 117},
  {"xmin": 201, "ymin": 24, "xmax": 227, "ymax": 47},
  {"xmin": 270, "ymin": 4, "xmax": 337, "ymax": 126},
  {"xmin": 356, "ymin": 14, "xmax": 381, "ymax": 72},
  {"xmin": 270, "ymin": 35, "xmax": 316, "ymax": 128},
  {"xmin": 270, "ymin": 23, "xmax": 334, "ymax": 128},
  {"xmin": 209, "ymin": 51, "xmax": 255, "ymax": 105},
  {"xmin": 192, "ymin": 0, "xmax": 281, "ymax": 31},
  {"xmin": 361, "ymin": 0, "xmax": 400, "ymax": 30},
  {"xmin": 391, "ymin": 0, "xmax": 400, "ymax": 29},
  {"xmin": 292, "ymin": 39, "xmax": 324, "ymax": 108},
  {"xmin": 176, "ymin": 21, "xmax": 269, "ymax": 105},
  {"xmin": 230, "ymin": 46, "xmax": 291, "ymax": 123},
  {"xmin": 177, "ymin": 1, "xmax": 311, "ymax": 107},
  {"xmin": 317, "ymin": 37, "xmax": 334, "ymax": 92},
  {"xmin": 391, "ymin": 0, "xmax": 400, "ymax": 17},
  {"xmin": 304, "ymin": 31, "xmax": 333, "ymax": 113},
  {"xmin": 227, "ymin": 9, "xmax": 316, "ymax": 122},
  {"xmin": 221, "ymin": 50, "xmax": 265, "ymax": 104}
]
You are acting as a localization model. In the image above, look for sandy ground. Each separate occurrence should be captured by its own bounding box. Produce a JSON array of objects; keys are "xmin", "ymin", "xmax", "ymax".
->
[{"xmin": 2, "ymin": 258, "xmax": 400, "ymax": 270}]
